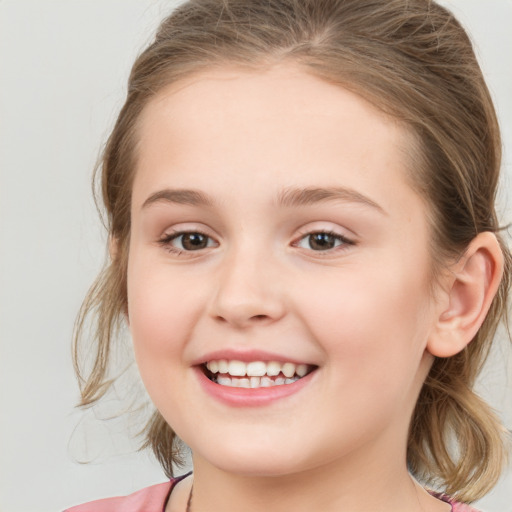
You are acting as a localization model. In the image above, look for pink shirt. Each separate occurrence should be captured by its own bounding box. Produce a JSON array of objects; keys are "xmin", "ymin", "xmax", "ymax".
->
[
  {"xmin": 64, "ymin": 480, "xmax": 175, "ymax": 512},
  {"xmin": 64, "ymin": 474, "xmax": 481, "ymax": 512}
]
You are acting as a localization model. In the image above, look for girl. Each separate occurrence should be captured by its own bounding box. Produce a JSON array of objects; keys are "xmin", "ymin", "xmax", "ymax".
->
[{"xmin": 67, "ymin": 0, "xmax": 511, "ymax": 511}]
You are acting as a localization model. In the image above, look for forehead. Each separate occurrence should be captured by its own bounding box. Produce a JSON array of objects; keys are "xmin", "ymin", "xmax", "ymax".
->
[
  {"xmin": 133, "ymin": 64, "xmax": 420, "ymax": 216},
  {"xmin": 139, "ymin": 64, "xmax": 405, "ymax": 145}
]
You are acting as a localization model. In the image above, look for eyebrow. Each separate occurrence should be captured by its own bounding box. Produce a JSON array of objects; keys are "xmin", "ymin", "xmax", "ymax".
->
[
  {"xmin": 277, "ymin": 186, "xmax": 386, "ymax": 214},
  {"xmin": 141, "ymin": 186, "xmax": 386, "ymax": 214},
  {"xmin": 142, "ymin": 188, "xmax": 214, "ymax": 209}
]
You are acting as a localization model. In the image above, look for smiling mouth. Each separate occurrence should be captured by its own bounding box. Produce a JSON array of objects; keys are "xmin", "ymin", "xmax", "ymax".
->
[{"xmin": 201, "ymin": 360, "xmax": 316, "ymax": 388}]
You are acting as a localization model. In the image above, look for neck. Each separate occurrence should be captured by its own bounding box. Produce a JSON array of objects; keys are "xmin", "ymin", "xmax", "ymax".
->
[{"xmin": 188, "ymin": 443, "xmax": 428, "ymax": 512}]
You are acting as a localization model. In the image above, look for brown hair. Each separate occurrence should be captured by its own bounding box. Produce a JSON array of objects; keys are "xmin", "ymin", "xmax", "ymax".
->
[{"xmin": 73, "ymin": 0, "xmax": 511, "ymax": 502}]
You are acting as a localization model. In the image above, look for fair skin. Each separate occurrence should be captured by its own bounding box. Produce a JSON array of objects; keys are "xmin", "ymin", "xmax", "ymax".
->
[{"xmin": 126, "ymin": 65, "xmax": 502, "ymax": 512}]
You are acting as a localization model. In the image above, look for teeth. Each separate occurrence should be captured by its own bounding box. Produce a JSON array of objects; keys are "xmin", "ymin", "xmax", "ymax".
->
[
  {"xmin": 296, "ymin": 364, "xmax": 308, "ymax": 377},
  {"xmin": 212, "ymin": 374, "xmax": 301, "ymax": 388},
  {"xmin": 218, "ymin": 360, "xmax": 228, "ymax": 373},
  {"xmin": 260, "ymin": 376, "xmax": 272, "ymax": 387},
  {"xmin": 250, "ymin": 376, "xmax": 261, "ymax": 388},
  {"xmin": 247, "ymin": 361, "xmax": 267, "ymax": 377},
  {"xmin": 282, "ymin": 362, "xmax": 295, "ymax": 378},
  {"xmin": 266, "ymin": 361, "xmax": 281, "ymax": 376},
  {"xmin": 208, "ymin": 360, "xmax": 219, "ymax": 373},
  {"xmin": 205, "ymin": 360, "xmax": 311, "ymax": 379},
  {"xmin": 238, "ymin": 378, "xmax": 250, "ymax": 388},
  {"xmin": 228, "ymin": 360, "xmax": 246, "ymax": 376},
  {"xmin": 204, "ymin": 359, "xmax": 312, "ymax": 388},
  {"xmin": 217, "ymin": 376, "xmax": 231, "ymax": 386}
]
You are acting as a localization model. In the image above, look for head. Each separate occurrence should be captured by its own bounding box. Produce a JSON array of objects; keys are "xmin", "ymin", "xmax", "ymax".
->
[{"xmin": 74, "ymin": 0, "xmax": 511, "ymax": 502}]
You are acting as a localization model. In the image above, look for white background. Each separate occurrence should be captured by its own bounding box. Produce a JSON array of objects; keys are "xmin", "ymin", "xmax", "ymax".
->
[{"xmin": 0, "ymin": 1, "xmax": 511, "ymax": 511}]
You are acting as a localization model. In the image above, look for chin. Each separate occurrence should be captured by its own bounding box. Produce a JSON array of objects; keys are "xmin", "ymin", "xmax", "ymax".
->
[
  {"xmin": 191, "ymin": 436, "xmax": 323, "ymax": 478},
  {"xmin": 210, "ymin": 456, "xmax": 306, "ymax": 478}
]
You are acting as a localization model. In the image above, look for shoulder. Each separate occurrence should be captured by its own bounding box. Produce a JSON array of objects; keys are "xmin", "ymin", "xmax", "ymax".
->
[
  {"xmin": 63, "ymin": 481, "xmax": 173, "ymax": 512},
  {"xmin": 430, "ymin": 491, "xmax": 482, "ymax": 512},
  {"xmin": 449, "ymin": 500, "xmax": 482, "ymax": 512}
]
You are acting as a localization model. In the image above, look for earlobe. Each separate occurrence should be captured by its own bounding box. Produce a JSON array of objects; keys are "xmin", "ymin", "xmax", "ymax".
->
[{"xmin": 427, "ymin": 232, "xmax": 504, "ymax": 358}]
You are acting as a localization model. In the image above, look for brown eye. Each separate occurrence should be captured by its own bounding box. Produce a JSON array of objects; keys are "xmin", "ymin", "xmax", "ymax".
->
[
  {"xmin": 176, "ymin": 232, "xmax": 211, "ymax": 250},
  {"xmin": 295, "ymin": 231, "xmax": 353, "ymax": 252},
  {"xmin": 160, "ymin": 231, "xmax": 217, "ymax": 253},
  {"xmin": 308, "ymin": 233, "xmax": 337, "ymax": 250}
]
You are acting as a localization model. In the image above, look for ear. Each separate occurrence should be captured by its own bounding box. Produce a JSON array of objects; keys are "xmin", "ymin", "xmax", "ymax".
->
[{"xmin": 427, "ymin": 232, "xmax": 504, "ymax": 358}]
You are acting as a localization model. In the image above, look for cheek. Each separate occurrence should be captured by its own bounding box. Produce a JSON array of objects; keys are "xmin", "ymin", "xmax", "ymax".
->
[
  {"xmin": 126, "ymin": 257, "xmax": 207, "ymax": 425},
  {"xmin": 126, "ymin": 253, "xmax": 199, "ymax": 371},
  {"xmin": 297, "ymin": 259, "xmax": 432, "ymax": 383}
]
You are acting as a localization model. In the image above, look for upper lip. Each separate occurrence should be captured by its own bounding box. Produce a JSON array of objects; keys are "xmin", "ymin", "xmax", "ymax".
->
[{"xmin": 191, "ymin": 349, "xmax": 315, "ymax": 366}]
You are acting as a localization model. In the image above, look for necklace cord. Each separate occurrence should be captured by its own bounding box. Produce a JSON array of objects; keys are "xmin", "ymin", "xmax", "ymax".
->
[{"xmin": 186, "ymin": 483, "xmax": 193, "ymax": 512}]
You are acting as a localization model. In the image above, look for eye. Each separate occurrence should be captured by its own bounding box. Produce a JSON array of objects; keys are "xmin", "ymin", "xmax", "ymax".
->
[
  {"xmin": 295, "ymin": 231, "xmax": 353, "ymax": 251},
  {"xmin": 159, "ymin": 231, "xmax": 218, "ymax": 253}
]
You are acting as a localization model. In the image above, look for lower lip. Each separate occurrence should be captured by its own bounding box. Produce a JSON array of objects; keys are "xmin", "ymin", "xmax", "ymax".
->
[{"xmin": 194, "ymin": 366, "xmax": 315, "ymax": 407}]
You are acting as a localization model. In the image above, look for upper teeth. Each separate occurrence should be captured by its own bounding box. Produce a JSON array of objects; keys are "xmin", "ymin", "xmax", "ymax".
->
[{"xmin": 205, "ymin": 360, "xmax": 309, "ymax": 378}]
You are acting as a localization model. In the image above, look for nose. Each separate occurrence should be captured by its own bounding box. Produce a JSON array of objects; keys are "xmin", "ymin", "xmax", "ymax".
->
[{"xmin": 209, "ymin": 247, "xmax": 286, "ymax": 328}]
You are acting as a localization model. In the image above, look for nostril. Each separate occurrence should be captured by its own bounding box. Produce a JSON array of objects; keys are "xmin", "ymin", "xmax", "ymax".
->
[{"xmin": 214, "ymin": 313, "xmax": 269, "ymax": 326}]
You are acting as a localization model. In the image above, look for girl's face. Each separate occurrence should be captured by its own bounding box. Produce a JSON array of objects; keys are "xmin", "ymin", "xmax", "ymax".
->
[{"xmin": 127, "ymin": 65, "xmax": 442, "ymax": 476}]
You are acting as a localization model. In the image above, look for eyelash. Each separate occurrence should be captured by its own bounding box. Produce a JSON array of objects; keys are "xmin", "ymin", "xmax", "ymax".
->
[
  {"xmin": 157, "ymin": 229, "xmax": 355, "ymax": 256},
  {"xmin": 158, "ymin": 230, "xmax": 216, "ymax": 255},
  {"xmin": 292, "ymin": 230, "xmax": 355, "ymax": 254}
]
